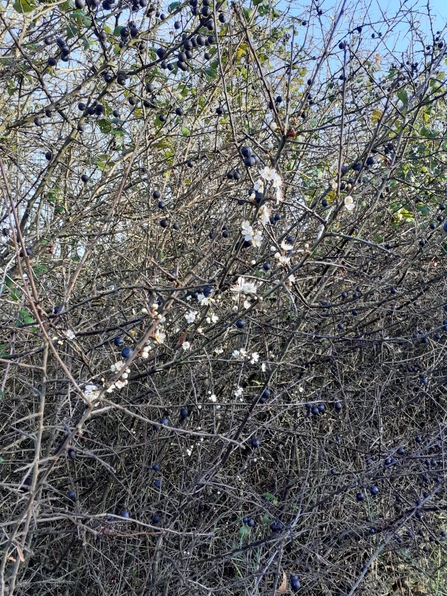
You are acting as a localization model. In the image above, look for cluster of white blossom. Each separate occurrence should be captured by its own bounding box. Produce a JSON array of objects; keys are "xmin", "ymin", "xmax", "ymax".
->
[
  {"xmin": 84, "ymin": 384, "xmax": 100, "ymax": 402},
  {"xmin": 241, "ymin": 220, "xmax": 263, "ymax": 247},
  {"xmin": 259, "ymin": 167, "xmax": 283, "ymax": 204},
  {"xmin": 232, "ymin": 348, "xmax": 260, "ymax": 364}
]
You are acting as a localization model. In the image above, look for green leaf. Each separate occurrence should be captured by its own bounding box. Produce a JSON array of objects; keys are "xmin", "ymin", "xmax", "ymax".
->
[
  {"xmin": 205, "ymin": 66, "xmax": 218, "ymax": 80},
  {"xmin": 66, "ymin": 24, "xmax": 78, "ymax": 39},
  {"xmin": 243, "ymin": 7, "xmax": 252, "ymax": 20},
  {"xmin": 416, "ymin": 203, "xmax": 430, "ymax": 216},
  {"xmin": 33, "ymin": 265, "xmax": 47, "ymax": 276},
  {"xmin": 181, "ymin": 126, "xmax": 190, "ymax": 137},
  {"xmin": 397, "ymin": 90, "xmax": 408, "ymax": 105},
  {"xmin": 10, "ymin": 287, "xmax": 21, "ymax": 301},
  {"xmin": 13, "ymin": 0, "xmax": 36, "ymax": 12},
  {"xmin": 114, "ymin": 25, "xmax": 123, "ymax": 36},
  {"xmin": 168, "ymin": 1, "xmax": 179, "ymax": 11},
  {"xmin": 238, "ymin": 525, "xmax": 250, "ymax": 539},
  {"xmin": 98, "ymin": 119, "xmax": 112, "ymax": 134}
]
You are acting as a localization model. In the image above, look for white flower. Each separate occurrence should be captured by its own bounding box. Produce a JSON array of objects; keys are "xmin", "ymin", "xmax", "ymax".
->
[
  {"xmin": 209, "ymin": 394, "xmax": 217, "ymax": 402},
  {"xmin": 344, "ymin": 195, "xmax": 355, "ymax": 211},
  {"xmin": 110, "ymin": 360, "xmax": 125, "ymax": 372},
  {"xmin": 252, "ymin": 229, "xmax": 263, "ymax": 248},
  {"xmin": 260, "ymin": 166, "xmax": 277, "ymax": 182},
  {"xmin": 197, "ymin": 294, "xmax": 213, "ymax": 306},
  {"xmin": 106, "ymin": 384, "xmax": 115, "ymax": 393},
  {"xmin": 115, "ymin": 379, "xmax": 128, "ymax": 389},
  {"xmin": 232, "ymin": 348, "xmax": 247, "ymax": 360},
  {"xmin": 234, "ymin": 386, "xmax": 244, "ymax": 398},
  {"xmin": 270, "ymin": 121, "xmax": 278, "ymax": 131},
  {"xmin": 288, "ymin": 274, "xmax": 296, "ymax": 283},
  {"xmin": 281, "ymin": 240, "xmax": 294, "ymax": 251},
  {"xmin": 231, "ymin": 276, "xmax": 258, "ymax": 296},
  {"xmin": 275, "ymin": 185, "xmax": 283, "ymax": 204},
  {"xmin": 154, "ymin": 329, "xmax": 166, "ymax": 344},
  {"xmin": 241, "ymin": 220, "xmax": 254, "ymax": 242},
  {"xmin": 84, "ymin": 384, "xmax": 100, "ymax": 402},
  {"xmin": 272, "ymin": 172, "xmax": 282, "ymax": 189},
  {"xmin": 244, "ymin": 300, "xmax": 251, "ymax": 310},
  {"xmin": 65, "ymin": 330, "xmax": 76, "ymax": 340},
  {"xmin": 206, "ymin": 313, "xmax": 219, "ymax": 324},
  {"xmin": 182, "ymin": 341, "xmax": 191, "ymax": 350},
  {"xmin": 186, "ymin": 446, "xmax": 193, "ymax": 456},
  {"xmin": 185, "ymin": 310, "xmax": 198, "ymax": 324},
  {"xmin": 214, "ymin": 347, "xmax": 224, "ymax": 355},
  {"xmin": 250, "ymin": 352, "xmax": 260, "ymax": 364},
  {"xmin": 275, "ymin": 252, "xmax": 290, "ymax": 266},
  {"xmin": 261, "ymin": 363, "xmax": 266, "ymax": 372},
  {"xmin": 258, "ymin": 204, "xmax": 271, "ymax": 225},
  {"xmin": 253, "ymin": 179, "xmax": 264, "ymax": 192}
]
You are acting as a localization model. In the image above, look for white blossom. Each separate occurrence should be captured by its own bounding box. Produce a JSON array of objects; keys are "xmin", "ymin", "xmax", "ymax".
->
[
  {"xmin": 258, "ymin": 204, "xmax": 271, "ymax": 225},
  {"xmin": 275, "ymin": 252, "xmax": 290, "ymax": 266},
  {"xmin": 260, "ymin": 166, "xmax": 277, "ymax": 182},
  {"xmin": 275, "ymin": 185, "xmax": 283, "ymax": 204},
  {"xmin": 231, "ymin": 276, "xmax": 258, "ymax": 296},
  {"xmin": 115, "ymin": 379, "xmax": 128, "ymax": 389},
  {"xmin": 253, "ymin": 179, "xmax": 264, "ymax": 192},
  {"xmin": 232, "ymin": 348, "xmax": 247, "ymax": 360},
  {"xmin": 197, "ymin": 294, "xmax": 213, "ymax": 306},
  {"xmin": 182, "ymin": 341, "xmax": 191, "ymax": 350},
  {"xmin": 281, "ymin": 240, "xmax": 294, "ymax": 251},
  {"xmin": 241, "ymin": 220, "xmax": 254, "ymax": 242},
  {"xmin": 84, "ymin": 384, "xmax": 100, "ymax": 402},
  {"xmin": 64, "ymin": 330, "xmax": 76, "ymax": 340},
  {"xmin": 252, "ymin": 229, "xmax": 263, "ymax": 248},
  {"xmin": 154, "ymin": 329, "xmax": 166, "ymax": 344},
  {"xmin": 209, "ymin": 393, "xmax": 217, "ymax": 402},
  {"xmin": 185, "ymin": 310, "xmax": 198, "ymax": 324},
  {"xmin": 272, "ymin": 172, "xmax": 282, "ymax": 189},
  {"xmin": 206, "ymin": 313, "xmax": 219, "ymax": 324},
  {"xmin": 250, "ymin": 352, "xmax": 260, "ymax": 364},
  {"xmin": 234, "ymin": 386, "xmax": 244, "ymax": 398},
  {"xmin": 110, "ymin": 360, "xmax": 125, "ymax": 372},
  {"xmin": 344, "ymin": 195, "xmax": 355, "ymax": 211}
]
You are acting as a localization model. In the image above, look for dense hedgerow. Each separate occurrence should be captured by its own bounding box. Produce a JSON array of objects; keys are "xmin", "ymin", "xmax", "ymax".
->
[{"xmin": 1, "ymin": 0, "xmax": 447, "ymax": 594}]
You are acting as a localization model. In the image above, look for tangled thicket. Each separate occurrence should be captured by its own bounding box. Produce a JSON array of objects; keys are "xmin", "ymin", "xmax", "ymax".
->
[{"xmin": 1, "ymin": 0, "xmax": 447, "ymax": 594}]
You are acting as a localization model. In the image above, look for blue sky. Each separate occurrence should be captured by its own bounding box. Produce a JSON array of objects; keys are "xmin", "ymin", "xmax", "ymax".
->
[{"xmin": 278, "ymin": 0, "xmax": 446, "ymax": 61}]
